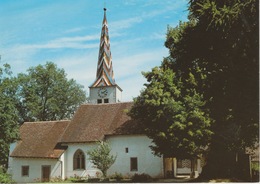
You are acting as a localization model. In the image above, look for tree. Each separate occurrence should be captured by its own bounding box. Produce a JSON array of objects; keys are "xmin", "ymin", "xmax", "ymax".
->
[
  {"xmin": 87, "ymin": 141, "xmax": 117, "ymax": 178},
  {"xmin": 164, "ymin": 0, "xmax": 258, "ymax": 179},
  {"xmin": 16, "ymin": 62, "xmax": 87, "ymax": 122},
  {"xmin": 129, "ymin": 65, "xmax": 213, "ymax": 159},
  {"xmin": 0, "ymin": 64, "xmax": 19, "ymax": 167}
]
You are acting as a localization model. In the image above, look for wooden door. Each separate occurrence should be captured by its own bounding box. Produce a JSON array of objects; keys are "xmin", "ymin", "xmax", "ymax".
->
[{"xmin": 42, "ymin": 165, "xmax": 51, "ymax": 182}]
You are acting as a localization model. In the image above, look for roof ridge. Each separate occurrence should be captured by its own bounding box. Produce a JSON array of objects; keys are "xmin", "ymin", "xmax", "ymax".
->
[
  {"xmin": 24, "ymin": 120, "xmax": 70, "ymax": 124},
  {"xmin": 81, "ymin": 101, "xmax": 133, "ymax": 106}
]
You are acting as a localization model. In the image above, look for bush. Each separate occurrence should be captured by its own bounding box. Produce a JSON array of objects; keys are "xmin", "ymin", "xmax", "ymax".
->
[
  {"xmin": 251, "ymin": 162, "xmax": 259, "ymax": 182},
  {"xmin": 66, "ymin": 174, "xmax": 87, "ymax": 183},
  {"xmin": 131, "ymin": 173, "xmax": 152, "ymax": 182},
  {"xmin": 50, "ymin": 176, "xmax": 63, "ymax": 182},
  {"xmin": 0, "ymin": 167, "xmax": 14, "ymax": 184},
  {"xmin": 252, "ymin": 162, "xmax": 259, "ymax": 172}
]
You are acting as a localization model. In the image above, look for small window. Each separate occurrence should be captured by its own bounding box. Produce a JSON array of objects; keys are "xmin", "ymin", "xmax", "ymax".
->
[
  {"xmin": 97, "ymin": 99, "xmax": 102, "ymax": 104},
  {"xmin": 73, "ymin": 149, "xmax": 85, "ymax": 170},
  {"xmin": 130, "ymin": 157, "xmax": 138, "ymax": 171},
  {"xmin": 125, "ymin": 147, "xmax": 129, "ymax": 153},
  {"xmin": 22, "ymin": 166, "xmax": 29, "ymax": 177},
  {"xmin": 104, "ymin": 99, "xmax": 109, "ymax": 103}
]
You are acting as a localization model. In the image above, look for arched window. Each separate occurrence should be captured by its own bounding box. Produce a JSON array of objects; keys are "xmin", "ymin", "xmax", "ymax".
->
[{"xmin": 73, "ymin": 149, "xmax": 85, "ymax": 170}]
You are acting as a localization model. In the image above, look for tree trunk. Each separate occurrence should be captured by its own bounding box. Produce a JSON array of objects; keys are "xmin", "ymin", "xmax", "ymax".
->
[{"xmin": 199, "ymin": 150, "xmax": 252, "ymax": 181}]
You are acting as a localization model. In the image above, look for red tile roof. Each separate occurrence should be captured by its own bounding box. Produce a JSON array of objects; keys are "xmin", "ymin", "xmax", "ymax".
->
[
  {"xmin": 10, "ymin": 120, "xmax": 70, "ymax": 159},
  {"xmin": 60, "ymin": 102, "xmax": 142, "ymax": 143},
  {"xmin": 10, "ymin": 102, "xmax": 144, "ymax": 158}
]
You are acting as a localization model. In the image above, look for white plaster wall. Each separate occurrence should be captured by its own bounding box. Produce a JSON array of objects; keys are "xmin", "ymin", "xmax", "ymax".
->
[
  {"xmin": 64, "ymin": 143, "xmax": 100, "ymax": 178},
  {"xmin": 106, "ymin": 135, "xmax": 164, "ymax": 178},
  {"xmin": 64, "ymin": 135, "xmax": 163, "ymax": 179},
  {"xmin": 115, "ymin": 87, "xmax": 122, "ymax": 102},
  {"xmin": 8, "ymin": 157, "xmax": 62, "ymax": 183}
]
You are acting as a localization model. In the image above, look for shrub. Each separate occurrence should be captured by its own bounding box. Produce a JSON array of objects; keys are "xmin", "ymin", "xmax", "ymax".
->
[
  {"xmin": 50, "ymin": 176, "xmax": 63, "ymax": 182},
  {"xmin": 252, "ymin": 162, "xmax": 259, "ymax": 172},
  {"xmin": 251, "ymin": 162, "xmax": 259, "ymax": 182},
  {"xmin": 66, "ymin": 174, "xmax": 87, "ymax": 183},
  {"xmin": 131, "ymin": 173, "xmax": 152, "ymax": 182},
  {"xmin": 87, "ymin": 141, "xmax": 117, "ymax": 178},
  {"xmin": 0, "ymin": 167, "xmax": 14, "ymax": 184}
]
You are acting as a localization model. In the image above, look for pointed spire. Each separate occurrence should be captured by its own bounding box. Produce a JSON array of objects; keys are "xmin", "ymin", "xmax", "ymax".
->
[
  {"xmin": 90, "ymin": 8, "xmax": 116, "ymax": 88},
  {"xmin": 103, "ymin": 7, "xmax": 107, "ymax": 25}
]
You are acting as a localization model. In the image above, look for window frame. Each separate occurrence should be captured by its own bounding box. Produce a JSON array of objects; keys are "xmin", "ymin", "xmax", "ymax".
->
[
  {"xmin": 73, "ymin": 149, "xmax": 86, "ymax": 170},
  {"xmin": 21, "ymin": 165, "xmax": 29, "ymax": 177}
]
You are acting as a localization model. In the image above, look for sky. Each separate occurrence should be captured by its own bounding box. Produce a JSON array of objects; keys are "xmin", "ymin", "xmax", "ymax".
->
[{"xmin": 0, "ymin": 0, "xmax": 189, "ymax": 102}]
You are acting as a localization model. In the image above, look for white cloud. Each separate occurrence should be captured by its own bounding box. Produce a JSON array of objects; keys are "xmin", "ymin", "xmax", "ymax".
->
[
  {"xmin": 64, "ymin": 27, "xmax": 86, "ymax": 34},
  {"xmin": 53, "ymin": 34, "xmax": 100, "ymax": 43},
  {"xmin": 110, "ymin": 17, "xmax": 143, "ymax": 32},
  {"xmin": 114, "ymin": 48, "xmax": 167, "ymax": 78},
  {"xmin": 150, "ymin": 32, "xmax": 166, "ymax": 40},
  {"xmin": 12, "ymin": 33, "xmax": 100, "ymax": 50}
]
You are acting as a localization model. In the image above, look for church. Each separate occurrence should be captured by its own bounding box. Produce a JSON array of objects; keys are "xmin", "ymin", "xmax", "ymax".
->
[{"xmin": 8, "ymin": 8, "xmax": 203, "ymax": 182}]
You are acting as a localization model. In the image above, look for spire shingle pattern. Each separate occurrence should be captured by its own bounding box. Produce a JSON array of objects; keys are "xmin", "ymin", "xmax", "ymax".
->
[{"xmin": 90, "ymin": 8, "xmax": 115, "ymax": 87}]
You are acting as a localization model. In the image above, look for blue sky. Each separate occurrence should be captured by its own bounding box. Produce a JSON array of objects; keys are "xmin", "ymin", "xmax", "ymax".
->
[{"xmin": 0, "ymin": 0, "xmax": 189, "ymax": 101}]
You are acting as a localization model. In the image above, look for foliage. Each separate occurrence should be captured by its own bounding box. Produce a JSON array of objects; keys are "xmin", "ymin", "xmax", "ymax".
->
[
  {"xmin": 87, "ymin": 141, "xmax": 117, "ymax": 177},
  {"xmin": 165, "ymin": 0, "xmax": 258, "ymax": 179},
  {"xmin": 0, "ymin": 64, "xmax": 19, "ymax": 167},
  {"xmin": 131, "ymin": 0, "xmax": 257, "ymax": 179},
  {"xmin": 65, "ymin": 174, "xmax": 87, "ymax": 183},
  {"xmin": 15, "ymin": 62, "xmax": 87, "ymax": 122},
  {"xmin": 49, "ymin": 176, "xmax": 64, "ymax": 182},
  {"xmin": 131, "ymin": 173, "xmax": 152, "ymax": 182},
  {"xmin": 174, "ymin": 0, "xmax": 258, "ymax": 151},
  {"xmin": 129, "ymin": 66, "xmax": 213, "ymax": 158},
  {"xmin": 0, "ymin": 167, "xmax": 14, "ymax": 183},
  {"xmin": 251, "ymin": 162, "xmax": 259, "ymax": 172},
  {"xmin": 251, "ymin": 162, "xmax": 259, "ymax": 182}
]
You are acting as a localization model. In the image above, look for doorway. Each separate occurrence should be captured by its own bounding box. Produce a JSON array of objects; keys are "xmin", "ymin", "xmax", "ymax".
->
[{"xmin": 42, "ymin": 165, "xmax": 51, "ymax": 182}]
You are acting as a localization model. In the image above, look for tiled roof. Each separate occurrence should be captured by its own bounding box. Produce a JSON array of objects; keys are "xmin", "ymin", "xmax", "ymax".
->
[
  {"xmin": 61, "ymin": 102, "xmax": 143, "ymax": 143},
  {"xmin": 10, "ymin": 102, "xmax": 144, "ymax": 158},
  {"xmin": 10, "ymin": 120, "xmax": 70, "ymax": 159}
]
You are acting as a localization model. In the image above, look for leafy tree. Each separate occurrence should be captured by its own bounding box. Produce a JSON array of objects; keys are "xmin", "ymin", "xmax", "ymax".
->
[
  {"xmin": 0, "ymin": 64, "xmax": 19, "ymax": 167},
  {"xmin": 87, "ymin": 141, "xmax": 117, "ymax": 178},
  {"xmin": 164, "ymin": 0, "xmax": 258, "ymax": 179},
  {"xmin": 16, "ymin": 62, "xmax": 87, "ymax": 122},
  {"xmin": 129, "ymin": 65, "xmax": 213, "ymax": 159}
]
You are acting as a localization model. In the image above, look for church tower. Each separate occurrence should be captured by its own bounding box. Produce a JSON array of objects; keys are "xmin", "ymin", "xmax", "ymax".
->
[{"xmin": 89, "ymin": 8, "xmax": 122, "ymax": 104}]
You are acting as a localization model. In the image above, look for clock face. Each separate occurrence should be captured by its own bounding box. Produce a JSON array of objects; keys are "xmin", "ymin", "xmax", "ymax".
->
[{"xmin": 98, "ymin": 88, "xmax": 108, "ymax": 98}]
